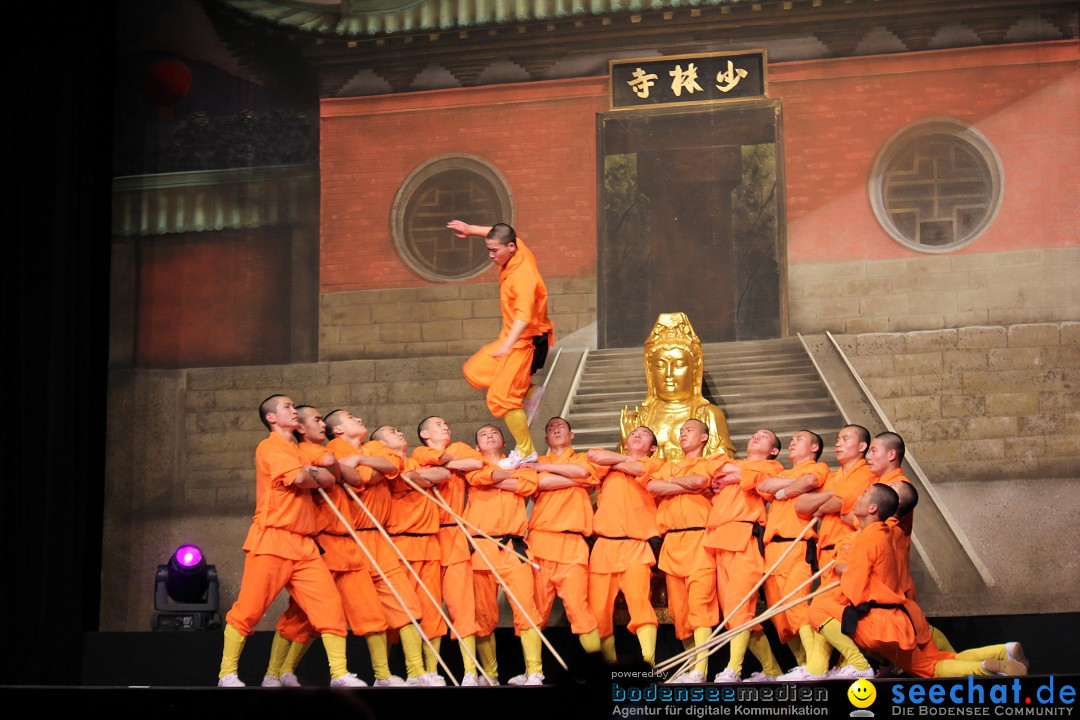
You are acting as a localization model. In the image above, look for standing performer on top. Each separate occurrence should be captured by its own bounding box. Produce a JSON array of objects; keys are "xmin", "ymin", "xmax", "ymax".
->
[{"xmin": 447, "ymin": 220, "xmax": 554, "ymax": 470}]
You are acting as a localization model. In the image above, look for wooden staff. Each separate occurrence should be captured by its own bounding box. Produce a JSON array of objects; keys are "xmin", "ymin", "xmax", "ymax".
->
[
  {"xmin": 424, "ymin": 483, "xmax": 570, "ymax": 672},
  {"xmin": 657, "ymin": 556, "xmax": 836, "ymax": 678},
  {"xmin": 335, "ymin": 484, "xmax": 461, "ymax": 686}
]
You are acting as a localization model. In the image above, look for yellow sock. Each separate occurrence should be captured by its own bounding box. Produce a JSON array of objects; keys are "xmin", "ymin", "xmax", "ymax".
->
[
  {"xmin": 579, "ymin": 628, "xmax": 601, "ymax": 654},
  {"xmin": 521, "ymin": 628, "xmax": 544, "ymax": 676},
  {"xmin": 932, "ymin": 625, "xmax": 956, "ymax": 653},
  {"xmin": 955, "ymin": 644, "xmax": 1007, "ymax": 662},
  {"xmin": 693, "ymin": 627, "xmax": 712, "ymax": 676},
  {"xmin": 787, "ymin": 636, "xmax": 806, "ymax": 666},
  {"xmin": 817, "ymin": 619, "xmax": 870, "ymax": 671},
  {"xmin": 601, "ymin": 635, "xmax": 617, "ymax": 663},
  {"xmin": 476, "ymin": 633, "xmax": 498, "ymax": 679},
  {"xmin": 219, "ymin": 623, "xmax": 247, "ymax": 679},
  {"xmin": 399, "ymin": 624, "xmax": 425, "ymax": 679},
  {"xmin": 936, "ymin": 658, "xmax": 990, "ymax": 677},
  {"xmin": 367, "ymin": 632, "xmax": 391, "ymax": 680},
  {"xmin": 727, "ymin": 630, "xmax": 751, "ymax": 675},
  {"xmin": 281, "ymin": 639, "xmax": 312, "ymax": 675},
  {"xmin": 424, "ymin": 635, "xmax": 442, "ymax": 674},
  {"xmin": 503, "ymin": 409, "xmax": 535, "ymax": 457},
  {"xmin": 749, "ymin": 631, "xmax": 782, "ymax": 677},
  {"xmin": 636, "ymin": 625, "xmax": 657, "ymax": 666},
  {"xmin": 458, "ymin": 635, "xmax": 477, "ymax": 675},
  {"xmin": 322, "ymin": 633, "xmax": 349, "ymax": 679},
  {"xmin": 266, "ymin": 631, "xmax": 290, "ymax": 677}
]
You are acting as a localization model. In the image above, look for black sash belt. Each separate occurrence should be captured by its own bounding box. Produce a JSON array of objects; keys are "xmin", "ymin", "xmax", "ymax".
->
[
  {"xmin": 530, "ymin": 334, "xmax": 549, "ymax": 375},
  {"xmin": 439, "ymin": 523, "xmax": 458, "ymax": 528},
  {"xmin": 471, "ymin": 533, "xmax": 529, "ymax": 560},
  {"xmin": 768, "ymin": 535, "xmax": 818, "ymax": 570},
  {"xmin": 666, "ymin": 526, "xmax": 705, "ymax": 534},
  {"xmin": 738, "ymin": 521, "xmax": 767, "ymax": 557},
  {"xmin": 390, "ymin": 531, "xmax": 436, "ymax": 538},
  {"xmin": 842, "ymin": 601, "xmax": 913, "ymax": 637}
]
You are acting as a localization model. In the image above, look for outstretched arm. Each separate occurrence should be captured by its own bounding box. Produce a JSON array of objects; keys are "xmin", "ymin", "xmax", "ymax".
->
[{"xmin": 447, "ymin": 220, "xmax": 493, "ymax": 238}]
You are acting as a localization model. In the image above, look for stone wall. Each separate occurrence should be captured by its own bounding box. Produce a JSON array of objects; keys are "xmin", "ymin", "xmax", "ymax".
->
[
  {"xmin": 319, "ymin": 276, "xmax": 596, "ymax": 360},
  {"xmin": 834, "ymin": 322, "xmax": 1080, "ymax": 482},
  {"xmin": 789, "ymin": 247, "xmax": 1080, "ymax": 335}
]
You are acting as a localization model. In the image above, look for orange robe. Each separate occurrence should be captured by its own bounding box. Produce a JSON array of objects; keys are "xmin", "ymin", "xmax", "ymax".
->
[
  {"xmin": 705, "ymin": 458, "xmax": 782, "ymax": 630},
  {"xmin": 325, "ymin": 437, "xmax": 421, "ymax": 629},
  {"xmin": 465, "ymin": 457, "xmax": 541, "ymax": 635},
  {"xmin": 589, "ymin": 455, "xmax": 664, "ymax": 636},
  {"xmin": 409, "ymin": 442, "xmax": 484, "ymax": 639},
  {"xmin": 652, "ymin": 455, "xmax": 727, "ymax": 640},
  {"xmin": 817, "ymin": 459, "xmax": 878, "ymax": 583},
  {"xmin": 225, "ymin": 433, "xmax": 346, "ymax": 637},
  {"xmin": 388, "ymin": 456, "xmax": 446, "ymax": 639},
  {"xmin": 462, "ymin": 238, "xmax": 554, "ymax": 417},
  {"xmin": 759, "ymin": 459, "xmax": 829, "ymax": 644},
  {"xmin": 879, "ymin": 467, "xmax": 916, "ymax": 599},
  {"xmin": 529, "ymin": 447, "xmax": 601, "ymax": 634}
]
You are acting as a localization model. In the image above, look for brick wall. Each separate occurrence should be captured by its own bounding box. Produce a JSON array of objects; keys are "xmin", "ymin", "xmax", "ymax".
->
[
  {"xmin": 834, "ymin": 322, "xmax": 1080, "ymax": 482},
  {"xmin": 320, "ymin": 78, "xmax": 606, "ymax": 294},
  {"xmin": 320, "ymin": 276, "xmax": 596, "ymax": 360},
  {"xmin": 789, "ymin": 247, "xmax": 1080, "ymax": 335},
  {"xmin": 774, "ymin": 42, "xmax": 1078, "ymax": 264}
]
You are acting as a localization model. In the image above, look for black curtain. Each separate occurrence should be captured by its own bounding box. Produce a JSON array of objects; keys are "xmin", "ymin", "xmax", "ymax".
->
[{"xmin": 2, "ymin": 3, "xmax": 113, "ymax": 683}]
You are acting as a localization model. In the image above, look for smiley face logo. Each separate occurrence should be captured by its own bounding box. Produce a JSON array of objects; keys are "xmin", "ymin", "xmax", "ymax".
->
[{"xmin": 847, "ymin": 678, "xmax": 876, "ymax": 709}]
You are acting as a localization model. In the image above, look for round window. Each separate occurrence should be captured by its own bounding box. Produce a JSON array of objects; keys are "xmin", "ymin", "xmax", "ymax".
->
[
  {"xmin": 870, "ymin": 119, "xmax": 1003, "ymax": 252},
  {"xmin": 392, "ymin": 155, "xmax": 514, "ymax": 281}
]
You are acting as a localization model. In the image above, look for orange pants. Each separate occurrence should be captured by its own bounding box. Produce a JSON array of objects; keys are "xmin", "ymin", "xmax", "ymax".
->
[
  {"xmin": 442, "ymin": 560, "xmax": 479, "ymax": 639},
  {"xmin": 589, "ymin": 564, "xmax": 657, "ymax": 636},
  {"xmin": 463, "ymin": 340, "xmax": 534, "ymax": 417},
  {"xmin": 405, "ymin": 558, "xmax": 447, "ymax": 639},
  {"xmin": 666, "ymin": 566, "xmax": 719, "ymax": 641},
  {"xmin": 279, "ymin": 565, "xmax": 390, "ymax": 642},
  {"xmin": 225, "ymin": 552, "xmax": 346, "ymax": 637},
  {"xmin": 472, "ymin": 539, "xmax": 541, "ymax": 636},
  {"xmin": 711, "ymin": 544, "xmax": 765, "ymax": 631},
  {"xmin": 533, "ymin": 557, "xmax": 597, "ymax": 635},
  {"xmin": 763, "ymin": 541, "xmax": 813, "ymax": 645}
]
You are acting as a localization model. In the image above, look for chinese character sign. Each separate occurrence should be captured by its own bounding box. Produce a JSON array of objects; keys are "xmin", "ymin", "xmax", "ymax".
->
[{"xmin": 611, "ymin": 51, "xmax": 766, "ymax": 109}]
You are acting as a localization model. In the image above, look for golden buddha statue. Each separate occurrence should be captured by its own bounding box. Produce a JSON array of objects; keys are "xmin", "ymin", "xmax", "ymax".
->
[{"xmin": 619, "ymin": 312, "xmax": 736, "ymax": 460}]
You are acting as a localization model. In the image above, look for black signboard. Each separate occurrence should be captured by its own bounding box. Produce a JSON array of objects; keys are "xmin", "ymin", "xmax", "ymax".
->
[{"xmin": 610, "ymin": 50, "xmax": 767, "ymax": 110}]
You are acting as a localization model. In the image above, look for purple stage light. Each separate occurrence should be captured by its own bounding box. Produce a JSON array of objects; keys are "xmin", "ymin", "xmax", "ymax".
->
[{"xmin": 174, "ymin": 545, "xmax": 203, "ymax": 568}]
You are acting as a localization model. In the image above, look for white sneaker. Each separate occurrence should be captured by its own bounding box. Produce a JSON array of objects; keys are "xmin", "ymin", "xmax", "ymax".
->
[
  {"xmin": 279, "ymin": 671, "xmax": 301, "ymax": 687},
  {"xmin": 713, "ymin": 668, "xmax": 741, "ymax": 683},
  {"xmin": 330, "ymin": 672, "xmax": 367, "ymax": 687},
  {"xmin": 671, "ymin": 669, "xmax": 705, "ymax": 684},
  {"xmin": 828, "ymin": 665, "xmax": 875, "ymax": 680},
  {"xmin": 478, "ymin": 673, "xmax": 500, "ymax": 686},
  {"xmin": 776, "ymin": 665, "xmax": 825, "ymax": 682},
  {"xmin": 507, "ymin": 672, "xmax": 528, "ymax": 685},
  {"xmin": 745, "ymin": 671, "xmax": 778, "ymax": 683},
  {"xmin": 217, "ymin": 673, "xmax": 245, "ymax": 687},
  {"xmin": 373, "ymin": 675, "xmax": 406, "ymax": 686},
  {"xmin": 1006, "ymin": 642, "xmax": 1029, "ymax": 672},
  {"xmin": 461, "ymin": 673, "xmax": 479, "ymax": 686},
  {"xmin": 498, "ymin": 449, "xmax": 524, "ymax": 470},
  {"xmin": 261, "ymin": 673, "xmax": 281, "ymax": 687},
  {"xmin": 522, "ymin": 672, "xmax": 545, "ymax": 686},
  {"xmin": 422, "ymin": 672, "xmax": 447, "ymax": 686},
  {"xmin": 519, "ymin": 451, "xmax": 538, "ymax": 465}
]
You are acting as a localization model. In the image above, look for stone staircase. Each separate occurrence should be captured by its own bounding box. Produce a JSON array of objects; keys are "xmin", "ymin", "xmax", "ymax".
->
[{"xmin": 563, "ymin": 337, "xmax": 845, "ymax": 463}]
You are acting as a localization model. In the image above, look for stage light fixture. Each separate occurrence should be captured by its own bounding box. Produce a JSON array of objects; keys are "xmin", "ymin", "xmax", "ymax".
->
[{"xmin": 153, "ymin": 543, "xmax": 221, "ymax": 631}]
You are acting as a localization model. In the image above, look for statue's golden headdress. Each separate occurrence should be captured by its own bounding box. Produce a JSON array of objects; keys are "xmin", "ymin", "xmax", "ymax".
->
[{"xmin": 642, "ymin": 312, "xmax": 705, "ymax": 400}]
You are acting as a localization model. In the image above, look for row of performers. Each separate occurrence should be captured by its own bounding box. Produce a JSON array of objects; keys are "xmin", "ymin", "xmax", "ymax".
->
[{"xmin": 215, "ymin": 395, "xmax": 1027, "ymax": 687}]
